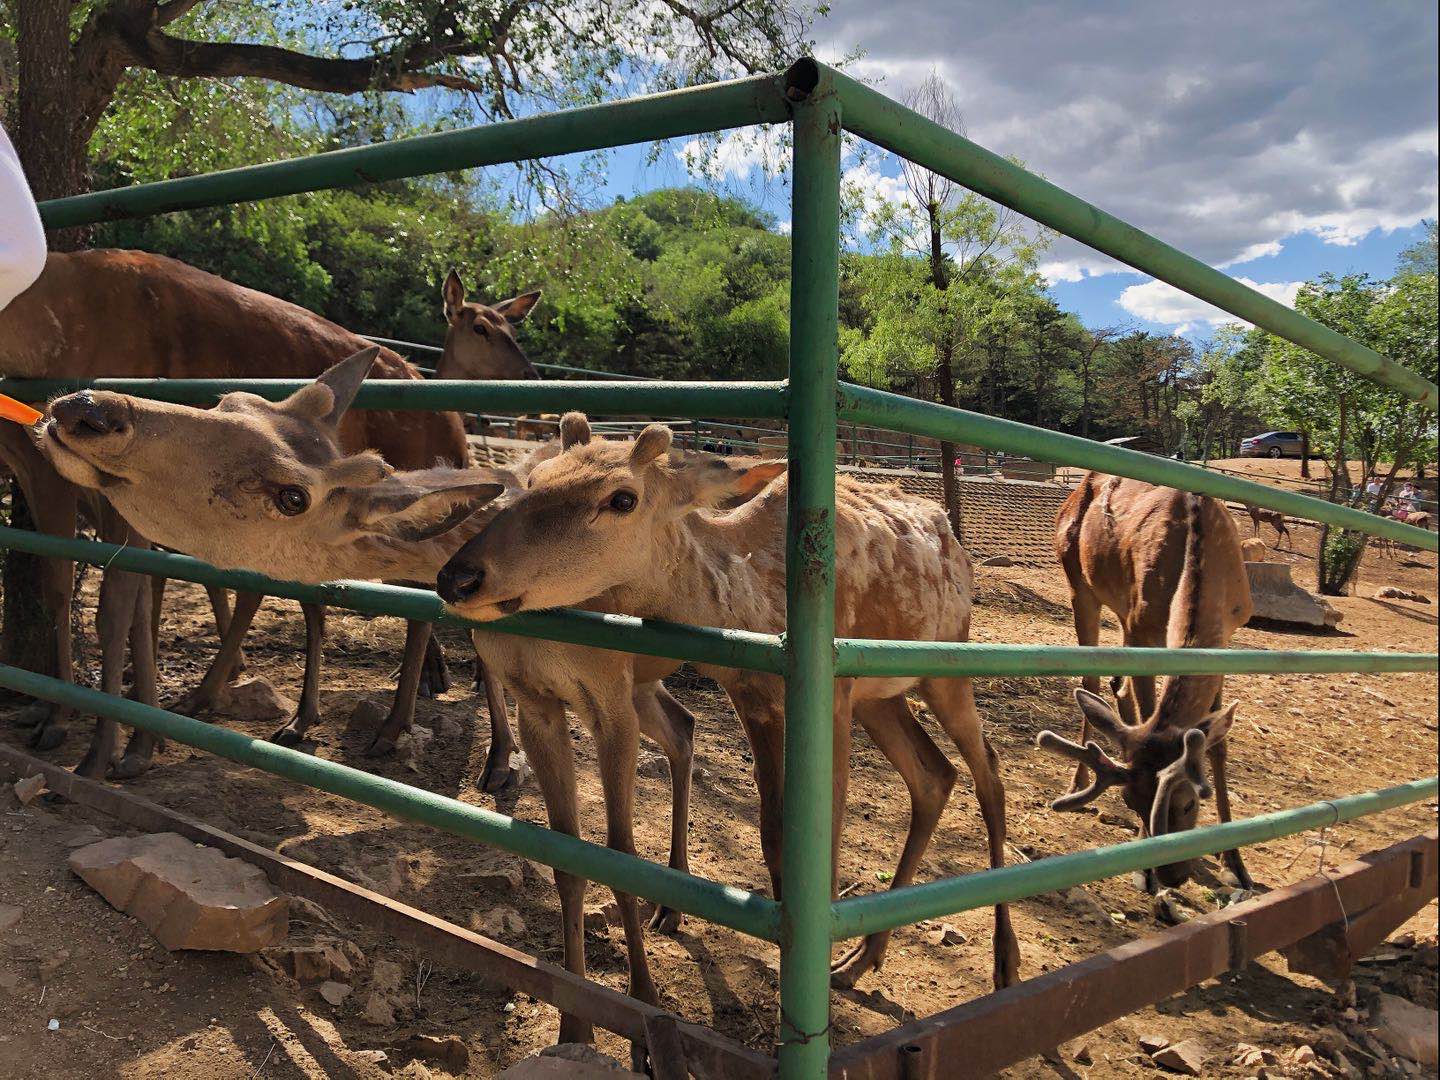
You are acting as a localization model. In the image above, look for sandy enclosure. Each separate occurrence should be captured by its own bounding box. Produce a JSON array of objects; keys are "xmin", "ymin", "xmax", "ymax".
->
[{"xmin": 1, "ymin": 508, "xmax": 1436, "ymax": 1079}]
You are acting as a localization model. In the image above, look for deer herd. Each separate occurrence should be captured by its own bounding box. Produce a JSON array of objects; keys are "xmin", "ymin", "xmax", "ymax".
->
[{"xmin": 5, "ymin": 249, "xmax": 1277, "ymax": 1040}]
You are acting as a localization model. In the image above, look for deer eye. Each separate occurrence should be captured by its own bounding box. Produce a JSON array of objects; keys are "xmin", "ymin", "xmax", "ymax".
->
[
  {"xmin": 274, "ymin": 486, "xmax": 310, "ymax": 516},
  {"xmin": 472, "ymin": 320, "xmax": 489, "ymax": 337},
  {"xmin": 608, "ymin": 490, "xmax": 637, "ymax": 513}
]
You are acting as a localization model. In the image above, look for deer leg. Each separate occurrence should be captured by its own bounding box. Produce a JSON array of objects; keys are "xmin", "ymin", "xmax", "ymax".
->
[
  {"xmin": 170, "ymin": 592, "xmax": 263, "ymax": 715},
  {"xmin": 731, "ymin": 690, "xmax": 787, "ymax": 899},
  {"xmin": 476, "ymin": 656, "xmax": 518, "ymax": 793},
  {"xmin": 634, "ymin": 682, "xmax": 694, "ymax": 934},
  {"xmin": 1208, "ymin": 738, "xmax": 1254, "ymax": 890},
  {"xmin": 114, "ymin": 563, "xmax": 161, "ymax": 779},
  {"xmin": 832, "ymin": 695, "xmax": 956, "ymax": 987},
  {"xmin": 514, "ymin": 693, "xmax": 593, "ymax": 1047},
  {"xmin": 76, "ymin": 563, "xmax": 147, "ymax": 779},
  {"xmin": 366, "ymin": 619, "xmax": 431, "ymax": 756},
  {"xmin": 922, "ymin": 677, "xmax": 1020, "ymax": 990},
  {"xmin": 271, "ymin": 602, "xmax": 326, "ymax": 748},
  {"xmin": 203, "ymin": 585, "xmax": 247, "ymax": 676},
  {"xmin": 1067, "ymin": 587, "xmax": 1103, "ymax": 792},
  {"xmin": 8, "ymin": 452, "xmax": 79, "ymax": 745},
  {"xmin": 417, "ymin": 631, "xmax": 450, "ymax": 698}
]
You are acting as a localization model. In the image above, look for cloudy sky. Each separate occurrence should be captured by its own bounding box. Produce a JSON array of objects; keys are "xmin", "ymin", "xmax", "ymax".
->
[{"xmin": 600, "ymin": 1, "xmax": 1437, "ymax": 337}]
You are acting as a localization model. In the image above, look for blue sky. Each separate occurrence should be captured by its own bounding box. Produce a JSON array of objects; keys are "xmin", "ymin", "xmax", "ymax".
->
[{"xmin": 488, "ymin": 0, "xmax": 1437, "ymax": 341}]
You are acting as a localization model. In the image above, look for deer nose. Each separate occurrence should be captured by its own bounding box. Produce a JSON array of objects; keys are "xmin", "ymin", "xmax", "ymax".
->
[
  {"xmin": 437, "ymin": 563, "xmax": 485, "ymax": 604},
  {"xmin": 51, "ymin": 392, "xmax": 124, "ymax": 438}
]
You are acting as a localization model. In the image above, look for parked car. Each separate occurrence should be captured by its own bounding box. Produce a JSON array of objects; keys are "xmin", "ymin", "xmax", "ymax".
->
[{"xmin": 1239, "ymin": 431, "xmax": 1305, "ymax": 459}]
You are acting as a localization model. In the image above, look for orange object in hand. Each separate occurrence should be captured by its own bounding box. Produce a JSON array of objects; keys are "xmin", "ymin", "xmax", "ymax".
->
[{"xmin": 0, "ymin": 393, "xmax": 43, "ymax": 426}]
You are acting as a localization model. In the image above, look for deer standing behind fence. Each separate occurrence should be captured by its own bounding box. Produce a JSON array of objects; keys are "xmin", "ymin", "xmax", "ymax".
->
[
  {"xmin": 1, "ymin": 251, "xmax": 537, "ymax": 777},
  {"xmin": 439, "ymin": 412, "xmax": 1020, "ymax": 1021},
  {"xmin": 1043, "ymin": 472, "xmax": 1255, "ymax": 893}
]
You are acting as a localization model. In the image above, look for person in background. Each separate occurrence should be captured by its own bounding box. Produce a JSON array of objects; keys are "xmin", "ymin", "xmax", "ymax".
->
[{"xmin": 0, "ymin": 123, "xmax": 46, "ymax": 312}]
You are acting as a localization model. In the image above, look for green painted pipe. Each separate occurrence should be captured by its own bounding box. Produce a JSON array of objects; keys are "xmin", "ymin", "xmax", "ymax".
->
[
  {"xmin": 827, "ymin": 64, "xmax": 1439, "ymax": 412},
  {"xmin": 0, "ymin": 664, "xmax": 780, "ymax": 941},
  {"xmin": 38, "ymin": 75, "xmax": 792, "ymax": 230},
  {"xmin": 777, "ymin": 70, "xmax": 843, "ymax": 1080},
  {"xmin": 830, "ymin": 776, "xmax": 1438, "ymax": 940},
  {"xmin": 0, "ymin": 525, "xmax": 786, "ymax": 674},
  {"xmin": 833, "ymin": 640, "xmax": 1438, "ymax": 678},
  {"xmin": 0, "ymin": 377, "xmax": 789, "ymax": 419},
  {"xmin": 838, "ymin": 383, "xmax": 1440, "ymax": 552}
]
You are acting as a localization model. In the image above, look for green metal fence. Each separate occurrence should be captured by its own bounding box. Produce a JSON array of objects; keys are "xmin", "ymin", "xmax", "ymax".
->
[{"xmin": 7, "ymin": 57, "xmax": 1437, "ymax": 1079}]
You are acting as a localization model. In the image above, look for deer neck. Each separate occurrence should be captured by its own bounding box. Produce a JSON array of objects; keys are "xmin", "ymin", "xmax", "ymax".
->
[{"xmin": 603, "ymin": 501, "xmax": 784, "ymax": 634}]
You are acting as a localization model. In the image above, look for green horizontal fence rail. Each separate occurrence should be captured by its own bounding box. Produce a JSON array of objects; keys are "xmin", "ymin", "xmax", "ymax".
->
[
  {"xmin": 0, "ymin": 525, "xmax": 786, "ymax": 674},
  {"xmin": 12, "ymin": 56, "xmax": 1436, "ymax": 1080},
  {"xmin": 37, "ymin": 74, "xmax": 792, "ymax": 230},
  {"xmin": 0, "ymin": 377, "xmax": 789, "ymax": 420},
  {"xmin": 0, "ymin": 664, "xmax": 780, "ymax": 942},
  {"xmin": 831, "ymin": 776, "xmax": 1439, "ymax": 940}
]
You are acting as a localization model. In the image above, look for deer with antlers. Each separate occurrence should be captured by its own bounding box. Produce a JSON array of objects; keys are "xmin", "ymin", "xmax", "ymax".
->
[
  {"xmin": 1042, "ymin": 473, "xmax": 1255, "ymax": 892},
  {"xmin": 2, "ymin": 250, "xmax": 538, "ymax": 775},
  {"xmin": 438, "ymin": 412, "xmax": 1020, "ymax": 1020}
]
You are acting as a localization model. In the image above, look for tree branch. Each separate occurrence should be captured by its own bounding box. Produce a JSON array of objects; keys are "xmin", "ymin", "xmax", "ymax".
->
[{"xmin": 118, "ymin": 31, "xmax": 489, "ymax": 94}]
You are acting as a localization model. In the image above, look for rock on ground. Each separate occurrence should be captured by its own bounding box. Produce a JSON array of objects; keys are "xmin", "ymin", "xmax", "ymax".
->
[
  {"xmin": 69, "ymin": 832, "xmax": 287, "ymax": 952},
  {"xmin": 1152, "ymin": 1039, "xmax": 1208, "ymax": 1075},
  {"xmin": 215, "ymin": 677, "xmax": 297, "ymax": 722},
  {"xmin": 12, "ymin": 773, "xmax": 46, "ymax": 805},
  {"xmin": 347, "ymin": 698, "xmax": 388, "ymax": 733},
  {"xmin": 1375, "ymin": 586, "xmax": 1432, "ymax": 604},
  {"xmin": 498, "ymin": 1042, "xmax": 644, "ymax": 1078},
  {"xmin": 1369, "ymin": 993, "xmax": 1439, "ymax": 1066},
  {"xmin": 319, "ymin": 980, "xmax": 351, "ymax": 1006},
  {"xmin": 1246, "ymin": 562, "xmax": 1343, "ymax": 628},
  {"xmin": 404, "ymin": 1034, "xmax": 470, "ymax": 1074}
]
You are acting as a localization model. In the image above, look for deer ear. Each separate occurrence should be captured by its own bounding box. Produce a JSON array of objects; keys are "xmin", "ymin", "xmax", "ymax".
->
[
  {"xmin": 671, "ymin": 455, "xmax": 785, "ymax": 509},
  {"xmin": 1195, "ymin": 701, "xmax": 1237, "ymax": 748},
  {"xmin": 284, "ymin": 347, "xmax": 377, "ymax": 428},
  {"xmin": 443, "ymin": 270, "xmax": 466, "ymax": 323},
  {"xmin": 351, "ymin": 469, "xmax": 507, "ymax": 542},
  {"xmin": 493, "ymin": 289, "xmax": 541, "ymax": 324},
  {"xmin": 560, "ymin": 412, "xmax": 591, "ymax": 450},
  {"xmin": 629, "ymin": 425, "xmax": 673, "ymax": 470}
]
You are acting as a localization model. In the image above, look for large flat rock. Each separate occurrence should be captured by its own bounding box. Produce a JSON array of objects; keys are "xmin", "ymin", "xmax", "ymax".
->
[
  {"xmin": 69, "ymin": 832, "xmax": 288, "ymax": 952},
  {"xmin": 1245, "ymin": 561, "xmax": 1342, "ymax": 628}
]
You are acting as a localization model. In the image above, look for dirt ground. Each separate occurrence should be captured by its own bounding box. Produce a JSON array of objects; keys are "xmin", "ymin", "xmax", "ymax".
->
[{"xmin": 1, "ymin": 507, "xmax": 1436, "ymax": 1079}]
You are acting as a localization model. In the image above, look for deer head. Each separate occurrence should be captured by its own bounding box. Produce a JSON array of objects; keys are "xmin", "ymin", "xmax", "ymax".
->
[
  {"xmin": 1036, "ymin": 687, "xmax": 1236, "ymax": 888},
  {"xmin": 440, "ymin": 270, "xmax": 542, "ymax": 381},
  {"xmin": 36, "ymin": 347, "xmax": 512, "ymax": 583},
  {"xmin": 436, "ymin": 412, "xmax": 784, "ymax": 620}
]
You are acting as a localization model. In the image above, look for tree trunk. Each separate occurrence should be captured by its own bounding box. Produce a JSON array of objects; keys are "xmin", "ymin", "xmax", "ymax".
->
[
  {"xmin": 3, "ymin": 1, "xmax": 115, "ymax": 677},
  {"xmin": 1300, "ymin": 430, "xmax": 1311, "ymax": 479},
  {"xmin": 1317, "ymin": 403, "xmax": 1353, "ymax": 595},
  {"xmin": 925, "ymin": 205, "xmax": 962, "ymax": 539}
]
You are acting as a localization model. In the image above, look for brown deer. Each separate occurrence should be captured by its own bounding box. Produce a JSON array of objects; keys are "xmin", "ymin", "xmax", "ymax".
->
[
  {"xmin": 1, "ymin": 251, "xmax": 537, "ymax": 774},
  {"xmin": 35, "ymin": 360, "xmax": 703, "ymax": 1036},
  {"xmin": 438, "ymin": 413, "xmax": 1020, "ymax": 1015},
  {"xmin": 1242, "ymin": 501, "xmax": 1291, "ymax": 548},
  {"xmin": 1044, "ymin": 473, "xmax": 1254, "ymax": 892}
]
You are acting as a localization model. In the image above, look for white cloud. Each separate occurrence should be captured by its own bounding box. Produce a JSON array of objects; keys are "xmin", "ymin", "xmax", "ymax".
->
[
  {"xmin": 673, "ymin": 126, "xmax": 789, "ymax": 182},
  {"xmin": 1219, "ymin": 241, "xmax": 1284, "ymax": 268},
  {"xmin": 815, "ymin": 1, "xmax": 1438, "ymax": 279},
  {"xmin": 842, "ymin": 160, "xmax": 907, "ymax": 224},
  {"xmin": 1117, "ymin": 277, "xmax": 1303, "ymax": 334}
]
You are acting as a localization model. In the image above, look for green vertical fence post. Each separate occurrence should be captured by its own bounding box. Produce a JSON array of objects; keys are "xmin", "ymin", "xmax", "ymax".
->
[{"xmin": 779, "ymin": 60, "xmax": 842, "ymax": 1080}]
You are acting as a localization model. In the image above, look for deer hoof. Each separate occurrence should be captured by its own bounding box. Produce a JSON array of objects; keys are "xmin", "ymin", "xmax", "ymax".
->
[
  {"xmin": 270, "ymin": 724, "xmax": 305, "ymax": 749},
  {"xmin": 72, "ymin": 749, "xmax": 105, "ymax": 780},
  {"xmin": 477, "ymin": 750, "xmax": 516, "ymax": 794},
  {"xmin": 108, "ymin": 753, "xmax": 152, "ymax": 781},
  {"xmin": 29, "ymin": 723, "xmax": 67, "ymax": 752},
  {"xmin": 648, "ymin": 906, "xmax": 682, "ymax": 936},
  {"xmin": 364, "ymin": 734, "xmax": 397, "ymax": 758},
  {"xmin": 830, "ymin": 943, "xmax": 880, "ymax": 988}
]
